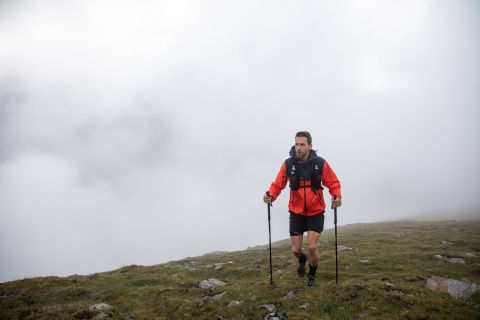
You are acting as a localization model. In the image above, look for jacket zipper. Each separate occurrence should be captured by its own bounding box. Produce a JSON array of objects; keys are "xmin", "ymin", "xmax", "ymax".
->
[
  {"xmin": 299, "ymin": 161, "xmax": 307, "ymax": 216},
  {"xmin": 303, "ymin": 178, "xmax": 307, "ymax": 216}
]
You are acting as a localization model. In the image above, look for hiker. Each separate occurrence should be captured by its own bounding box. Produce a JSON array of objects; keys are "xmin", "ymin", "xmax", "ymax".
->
[{"xmin": 263, "ymin": 131, "xmax": 342, "ymax": 287}]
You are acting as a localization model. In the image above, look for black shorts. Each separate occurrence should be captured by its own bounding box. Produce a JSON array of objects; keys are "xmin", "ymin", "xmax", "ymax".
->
[{"xmin": 289, "ymin": 211, "xmax": 325, "ymax": 236}]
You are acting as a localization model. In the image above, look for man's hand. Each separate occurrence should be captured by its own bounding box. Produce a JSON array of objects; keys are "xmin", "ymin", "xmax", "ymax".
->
[
  {"xmin": 332, "ymin": 196, "xmax": 342, "ymax": 208},
  {"xmin": 263, "ymin": 191, "xmax": 272, "ymax": 204}
]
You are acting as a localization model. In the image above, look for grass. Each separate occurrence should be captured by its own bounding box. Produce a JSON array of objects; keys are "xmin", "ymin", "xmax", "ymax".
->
[{"xmin": 1, "ymin": 220, "xmax": 479, "ymax": 319}]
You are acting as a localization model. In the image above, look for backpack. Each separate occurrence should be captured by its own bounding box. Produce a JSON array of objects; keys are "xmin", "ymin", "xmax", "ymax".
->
[{"xmin": 285, "ymin": 149, "xmax": 325, "ymax": 191}]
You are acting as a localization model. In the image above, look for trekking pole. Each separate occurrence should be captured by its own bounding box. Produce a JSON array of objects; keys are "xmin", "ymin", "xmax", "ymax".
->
[
  {"xmin": 333, "ymin": 196, "xmax": 339, "ymax": 284},
  {"xmin": 266, "ymin": 192, "xmax": 273, "ymax": 285}
]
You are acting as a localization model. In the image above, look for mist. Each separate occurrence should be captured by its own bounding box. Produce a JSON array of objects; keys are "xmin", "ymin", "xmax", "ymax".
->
[{"xmin": 1, "ymin": 0, "xmax": 479, "ymax": 282}]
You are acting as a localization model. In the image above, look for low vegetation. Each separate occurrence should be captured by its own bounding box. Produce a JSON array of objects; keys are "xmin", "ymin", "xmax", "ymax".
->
[{"xmin": 1, "ymin": 220, "xmax": 479, "ymax": 319}]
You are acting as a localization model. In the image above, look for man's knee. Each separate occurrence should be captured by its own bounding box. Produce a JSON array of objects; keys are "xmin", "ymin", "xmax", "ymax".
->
[
  {"xmin": 291, "ymin": 246, "xmax": 302, "ymax": 256},
  {"xmin": 307, "ymin": 245, "xmax": 317, "ymax": 256}
]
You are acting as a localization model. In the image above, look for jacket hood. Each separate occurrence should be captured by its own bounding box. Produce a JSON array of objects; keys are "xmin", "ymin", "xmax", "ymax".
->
[{"xmin": 289, "ymin": 145, "xmax": 318, "ymax": 160}]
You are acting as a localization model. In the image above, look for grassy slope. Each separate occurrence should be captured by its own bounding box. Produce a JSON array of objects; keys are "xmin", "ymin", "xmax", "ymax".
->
[{"xmin": 1, "ymin": 220, "xmax": 480, "ymax": 320}]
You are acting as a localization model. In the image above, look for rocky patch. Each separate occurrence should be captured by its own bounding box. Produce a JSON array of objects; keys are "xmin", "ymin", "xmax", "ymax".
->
[
  {"xmin": 73, "ymin": 303, "xmax": 117, "ymax": 320},
  {"xmin": 426, "ymin": 276, "xmax": 478, "ymax": 299},
  {"xmin": 227, "ymin": 300, "xmax": 243, "ymax": 307},
  {"xmin": 433, "ymin": 255, "xmax": 465, "ymax": 264},
  {"xmin": 206, "ymin": 261, "xmax": 234, "ymax": 270},
  {"xmin": 282, "ymin": 288, "xmax": 304, "ymax": 299},
  {"xmin": 337, "ymin": 245, "xmax": 355, "ymax": 251},
  {"xmin": 298, "ymin": 303, "xmax": 309, "ymax": 309},
  {"xmin": 385, "ymin": 282, "xmax": 396, "ymax": 292},
  {"xmin": 264, "ymin": 312, "xmax": 288, "ymax": 320},
  {"xmin": 259, "ymin": 304, "xmax": 276, "ymax": 312},
  {"xmin": 198, "ymin": 278, "xmax": 226, "ymax": 289},
  {"xmin": 199, "ymin": 292, "xmax": 226, "ymax": 306}
]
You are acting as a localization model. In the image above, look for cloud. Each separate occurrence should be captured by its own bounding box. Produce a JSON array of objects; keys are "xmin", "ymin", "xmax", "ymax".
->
[{"xmin": 0, "ymin": 0, "xmax": 479, "ymax": 281}]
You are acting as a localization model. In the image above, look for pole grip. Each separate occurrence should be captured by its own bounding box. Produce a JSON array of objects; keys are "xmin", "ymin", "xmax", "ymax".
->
[{"xmin": 332, "ymin": 195, "xmax": 338, "ymax": 224}]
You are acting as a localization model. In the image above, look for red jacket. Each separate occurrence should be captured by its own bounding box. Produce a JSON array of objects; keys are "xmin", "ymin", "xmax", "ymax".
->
[{"xmin": 268, "ymin": 153, "xmax": 341, "ymax": 216}]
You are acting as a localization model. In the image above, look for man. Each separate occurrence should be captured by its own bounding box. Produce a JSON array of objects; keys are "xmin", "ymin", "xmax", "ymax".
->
[{"xmin": 263, "ymin": 131, "xmax": 342, "ymax": 287}]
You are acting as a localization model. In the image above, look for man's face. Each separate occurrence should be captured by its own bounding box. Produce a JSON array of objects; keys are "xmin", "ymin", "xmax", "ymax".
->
[{"xmin": 295, "ymin": 136, "xmax": 312, "ymax": 160}]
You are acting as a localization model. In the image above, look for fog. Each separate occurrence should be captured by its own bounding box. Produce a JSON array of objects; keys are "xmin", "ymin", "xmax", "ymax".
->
[{"xmin": 1, "ymin": 0, "xmax": 479, "ymax": 282}]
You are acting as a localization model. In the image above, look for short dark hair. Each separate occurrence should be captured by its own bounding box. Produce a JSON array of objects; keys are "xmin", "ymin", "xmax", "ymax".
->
[{"xmin": 295, "ymin": 131, "xmax": 312, "ymax": 144}]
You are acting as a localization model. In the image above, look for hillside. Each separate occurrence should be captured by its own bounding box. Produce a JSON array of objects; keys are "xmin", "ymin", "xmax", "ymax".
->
[
  {"xmin": 1, "ymin": 220, "xmax": 480, "ymax": 319},
  {"xmin": 404, "ymin": 209, "xmax": 480, "ymax": 221}
]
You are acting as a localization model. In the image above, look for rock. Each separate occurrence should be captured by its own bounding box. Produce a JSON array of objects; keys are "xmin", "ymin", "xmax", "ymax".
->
[
  {"xmin": 465, "ymin": 253, "xmax": 477, "ymax": 257},
  {"xmin": 298, "ymin": 303, "xmax": 309, "ymax": 309},
  {"xmin": 124, "ymin": 314, "xmax": 136, "ymax": 320},
  {"xmin": 445, "ymin": 257, "xmax": 465, "ymax": 264},
  {"xmin": 214, "ymin": 316, "xmax": 225, "ymax": 320},
  {"xmin": 264, "ymin": 312, "xmax": 288, "ymax": 320},
  {"xmin": 92, "ymin": 312, "xmax": 111, "ymax": 319},
  {"xmin": 359, "ymin": 260, "xmax": 370, "ymax": 264},
  {"xmin": 273, "ymin": 270, "xmax": 283, "ymax": 276},
  {"xmin": 199, "ymin": 291, "xmax": 226, "ymax": 306},
  {"xmin": 282, "ymin": 289, "xmax": 303, "ymax": 299},
  {"xmin": 89, "ymin": 303, "xmax": 113, "ymax": 313},
  {"xmin": 183, "ymin": 261, "xmax": 198, "ymax": 270},
  {"xmin": 213, "ymin": 261, "xmax": 234, "ymax": 270},
  {"xmin": 338, "ymin": 245, "xmax": 354, "ymax": 251},
  {"xmin": 198, "ymin": 296, "xmax": 211, "ymax": 306},
  {"xmin": 227, "ymin": 300, "xmax": 243, "ymax": 307},
  {"xmin": 426, "ymin": 276, "xmax": 479, "ymax": 299},
  {"xmin": 199, "ymin": 278, "xmax": 226, "ymax": 289},
  {"xmin": 251, "ymin": 295, "xmax": 257, "ymax": 301},
  {"xmin": 183, "ymin": 266, "xmax": 197, "ymax": 271},
  {"xmin": 260, "ymin": 304, "xmax": 276, "ymax": 312},
  {"xmin": 441, "ymin": 240, "xmax": 453, "ymax": 245},
  {"xmin": 212, "ymin": 291, "xmax": 226, "ymax": 300},
  {"xmin": 434, "ymin": 255, "xmax": 466, "ymax": 264},
  {"xmin": 385, "ymin": 282, "xmax": 396, "ymax": 291}
]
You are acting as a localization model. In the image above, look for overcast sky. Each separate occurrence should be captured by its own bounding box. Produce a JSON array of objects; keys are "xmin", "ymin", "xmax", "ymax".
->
[{"xmin": 1, "ymin": 0, "xmax": 479, "ymax": 282}]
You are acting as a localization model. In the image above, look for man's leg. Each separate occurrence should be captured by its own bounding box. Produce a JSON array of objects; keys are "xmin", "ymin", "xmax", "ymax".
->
[
  {"xmin": 291, "ymin": 235, "xmax": 307, "ymax": 277},
  {"xmin": 290, "ymin": 213, "xmax": 308, "ymax": 277},
  {"xmin": 290, "ymin": 235, "xmax": 303, "ymax": 258},
  {"xmin": 306, "ymin": 230, "xmax": 321, "ymax": 266},
  {"xmin": 306, "ymin": 230, "xmax": 321, "ymax": 287}
]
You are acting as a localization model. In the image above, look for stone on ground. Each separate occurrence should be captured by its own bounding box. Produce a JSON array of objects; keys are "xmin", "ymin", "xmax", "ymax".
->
[
  {"xmin": 259, "ymin": 304, "xmax": 276, "ymax": 312},
  {"xmin": 198, "ymin": 278, "xmax": 226, "ymax": 289},
  {"xmin": 264, "ymin": 312, "xmax": 288, "ymax": 320},
  {"xmin": 426, "ymin": 276, "xmax": 478, "ymax": 299}
]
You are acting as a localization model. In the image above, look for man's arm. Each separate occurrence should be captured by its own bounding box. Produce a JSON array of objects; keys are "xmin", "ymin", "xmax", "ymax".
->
[
  {"xmin": 264, "ymin": 162, "xmax": 288, "ymax": 203},
  {"xmin": 322, "ymin": 161, "xmax": 342, "ymax": 207}
]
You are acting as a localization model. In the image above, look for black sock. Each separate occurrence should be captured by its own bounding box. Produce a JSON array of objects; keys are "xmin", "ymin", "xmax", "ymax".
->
[
  {"xmin": 298, "ymin": 253, "xmax": 307, "ymax": 263},
  {"xmin": 309, "ymin": 264, "xmax": 317, "ymax": 277}
]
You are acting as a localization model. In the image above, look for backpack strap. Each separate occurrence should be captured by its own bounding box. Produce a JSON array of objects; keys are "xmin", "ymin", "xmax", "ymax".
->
[
  {"xmin": 310, "ymin": 157, "xmax": 325, "ymax": 191},
  {"xmin": 285, "ymin": 157, "xmax": 300, "ymax": 190}
]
